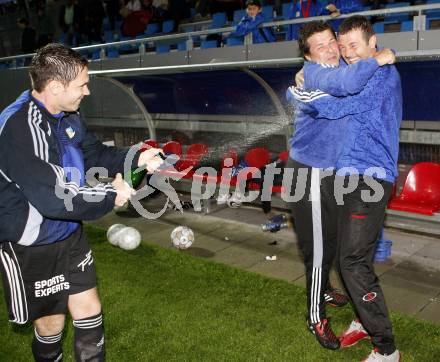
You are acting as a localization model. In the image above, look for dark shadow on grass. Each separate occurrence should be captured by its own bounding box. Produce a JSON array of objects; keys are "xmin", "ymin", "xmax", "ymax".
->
[
  {"xmin": 115, "ymin": 206, "xmax": 142, "ymax": 218},
  {"xmin": 11, "ymin": 323, "xmax": 33, "ymax": 336},
  {"xmin": 183, "ymin": 247, "xmax": 215, "ymax": 258}
]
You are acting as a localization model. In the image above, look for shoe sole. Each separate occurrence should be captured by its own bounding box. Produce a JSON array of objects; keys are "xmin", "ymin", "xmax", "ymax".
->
[
  {"xmin": 325, "ymin": 301, "xmax": 349, "ymax": 308},
  {"xmin": 308, "ymin": 326, "xmax": 340, "ymax": 350},
  {"xmin": 340, "ymin": 335, "xmax": 370, "ymax": 348}
]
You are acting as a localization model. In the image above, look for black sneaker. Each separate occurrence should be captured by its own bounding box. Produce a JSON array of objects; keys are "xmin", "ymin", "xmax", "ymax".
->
[
  {"xmin": 307, "ymin": 318, "xmax": 341, "ymax": 350},
  {"xmin": 324, "ymin": 288, "xmax": 349, "ymax": 307}
]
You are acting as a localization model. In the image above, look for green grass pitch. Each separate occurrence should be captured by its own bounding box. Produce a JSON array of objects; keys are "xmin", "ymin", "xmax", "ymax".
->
[{"xmin": 0, "ymin": 225, "xmax": 439, "ymax": 361}]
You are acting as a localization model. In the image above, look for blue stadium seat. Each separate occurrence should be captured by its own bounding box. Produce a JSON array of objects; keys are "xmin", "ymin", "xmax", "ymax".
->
[
  {"xmin": 177, "ymin": 41, "xmax": 187, "ymax": 51},
  {"xmin": 373, "ymin": 22, "xmax": 385, "ymax": 33},
  {"xmin": 104, "ymin": 30, "xmax": 114, "ymax": 43},
  {"xmin": 103, "ymin": 17, "xmax": 111, "ymax": 32},
  {"xmin": 427, "ymin": 16, "xmax": 440, "ymax": 29},
  {"xmin": 156, "ymin": 44, "xmax": 170, "ymax": 53},
  {"xmin": 385, "ymin": 2, "xmax": 410, "ymax": 8},
  {"xmin": 89, "ymin": 42, "xmax": 102, "ymax": 59},
  {"xmin": 426, "ymin": 0, "xmax": 440, "ymax": 18},
  {"xmin": 233, "ymin": 9, "xmax": 246, "ymax": 24},
  {"xmin": 401, "ymin": 20, "xmax": 413, "ymax": 32},
  {"xmin": 209, "ymin": 12, "xmax": 227, "ymax": 29},
  {"xmin": 107, "ymin": 48, "xmax": 119, "ymax": 58},
  {"xmin": 162, "ymin": 20, "xmax": 175, "ymax": 33},
  {"xmin": 262, "ymin": 5, "xmax": 273, "ymax": 21},
  {"xmin": 58, "ymin": 32, "xmax": 67, "ymax": 45},
  {"xmin": 91, "ymin": 50, "xmax": 101, "ymax": 60},
  {"xmin": 119, "ymin": 36, "xmax": 135, "ymax": 52},
  {"xmin": 145, "ymin": 23, "xmax": 159, "ymax": 36},
  {"xmin": 226, "ymin": 37, "xmax": 244, "ymax": 46},
  {"xmin": 384, "ymin": 2, "xmax": 410, "ymax": 23},
  {"xmin": 201, "ymin": 40, "xmax": 218, "ymax": 49},
  {"xmin": 282, "ymin": 2, "xmax": 292, "ymax": 19}
]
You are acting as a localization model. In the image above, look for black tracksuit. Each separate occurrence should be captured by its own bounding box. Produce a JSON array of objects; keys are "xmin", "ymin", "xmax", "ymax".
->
[
  {"xmin": 287, "ymin": 159, "xmax": 338, "ymax": 324},
  {"xmin": 337, "ymin": 175, "xmax": 395, "ymax": 355}
]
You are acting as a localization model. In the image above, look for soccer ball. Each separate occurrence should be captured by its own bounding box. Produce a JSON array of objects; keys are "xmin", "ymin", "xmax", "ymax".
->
[
  {"xmin": 227, "ymin": 191, "xmax": 244, "ymax": 208},
  {"xmin": 107, "ymin": 224, "xmax": 126, "ymax": 246},
  {"xmin": 171, "ymin": 226, "xmax": 194, "ymax": 250},
  {"xmin": 118, "ymin": 227, "xmax": 141, "ymax": 250}
]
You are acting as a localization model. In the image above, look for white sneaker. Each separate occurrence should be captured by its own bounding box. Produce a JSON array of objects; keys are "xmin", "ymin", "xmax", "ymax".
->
[
  {"xmin": 227, "ymin": 192, "xmax": 244, "ymax": 208},
  {"xmin": 340, "ymin": 319, "xmax": 369, "ymax": 348},
  {"xmin": 362, "ymin": 349, "xmax": 400, "ymax": 362},
  {"xmin": 216, "ymin": 193, "xmax": 230, "ymax": 205}
]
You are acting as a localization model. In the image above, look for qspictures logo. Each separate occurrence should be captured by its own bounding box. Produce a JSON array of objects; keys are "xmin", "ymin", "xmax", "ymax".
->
[{"xmin": 34, "ymin": 274, "xmax": 70, "ymax": 297}]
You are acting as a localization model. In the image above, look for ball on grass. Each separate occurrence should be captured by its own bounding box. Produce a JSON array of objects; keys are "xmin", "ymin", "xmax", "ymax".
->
[
  {"xmin": 107, "ymin": 224, "xmax": 126, "ymax": 246},
  {"xmin": 171, "ymin": 226, "xmax": 194, "ymax": 250},
  {"xmin": 118, "ymin": 227, "xmax": 141, "ymax": 250}
]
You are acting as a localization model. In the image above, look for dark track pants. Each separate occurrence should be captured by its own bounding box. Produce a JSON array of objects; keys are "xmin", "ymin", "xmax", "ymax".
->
[
  {"xmin": 337, "ymin": 175, "xmax": 395, "ymax": 355},
  {"xmin": 287, "ymin": 159, "xmax": 338, "ymax": 323}
]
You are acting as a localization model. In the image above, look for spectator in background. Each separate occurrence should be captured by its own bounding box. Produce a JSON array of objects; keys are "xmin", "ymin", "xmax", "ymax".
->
[
  {"xmin": 84, "ymin": 0, "xmax": 106, "ymax": 42},
  {"xmin": 231, "ymin": 0, "xmax": 275, "ymax": 43},
  {"xmin": 36, "ymin": 4, "xmax": 55, "ymax": 47},
  {"xmin": 286, "ymin": 0, "xmax": 367, "ymax": 41},
  {"xmin": 120, "ymin": 0, "xmax": 141, "ymax": 18},
  {"xmin": 194, "ymin": 0, "xmax": 210, "ymax": 18},
  {"xmin": 153, "ymin": 0, "xmax": 169, "ymax": 22},
  {"xmin": 211, "ymin": 0, "xmax": 241, "ymax": 21},
  {"xmin": 104, "ymin": 0, "xmax": 122, "ymax": 31},
  {"xmin": 17, "ymin": 17, "xmax": 36, "ymax": 54},
  {"xmin": 286, "ymin": 0, "xmax": 329, "ymax": 41},
  {"xmin": 59, "ymin": 0, "xmax": 84, "ymax": 46},
  {"xmin": 46, "ymin": 0, "xmax": 64, "ymax": 42},
  {"xmin": 326, "ymin": 1, "xmax": 366, "ymax": 29},
  {"xmin": 122, "ymin": 0, "xmax": 154, "ymax": 36},
  {"xmin": 169, "ymin": 0, "xmax": 191, "ymax": 30},
  {"xmin": 329, "ymin": 1, "xmax": 366, "ymax": 16}
]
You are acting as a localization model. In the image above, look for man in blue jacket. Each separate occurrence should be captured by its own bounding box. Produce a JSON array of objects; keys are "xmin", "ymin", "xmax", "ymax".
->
[
  {"xmin": 287, "ymin": 0, "xmax": 328, "ymax": 41},
  {"xmin": 286, "ymin": 0, "xmax": 365, "ymax": 41},
  {"xmin": 0, "ymin": 43, "xmax": 164, "ymax": 361},
  {"xmin": 231, "ymin": 0, "xmax": 275, "ymax": 44},
  {"xmin": 289, "ymin": 16, "xmax": 401, "ymax": 362},
  {"xmin": 285, "ymin": 20, "xmax": 395, "ymax": 352}
]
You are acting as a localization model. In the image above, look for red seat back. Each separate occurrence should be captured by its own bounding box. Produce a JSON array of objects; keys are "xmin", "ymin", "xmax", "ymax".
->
[
  {"xmin": 278, "ymin": 150, "xmax": 289, "ymax": 163},
  {"xmin": 163, "ymin": 141, "xmax": 182, "ymax": 156},
  {"xmin": 244, "ymin": 147, "xmax": 270, "ymax": 169},
  {"xmin": 221, "ymin": 149, "xmax": 238, "ymax": 169},
  {"xmin": 399, "ymin": 162, "xmax": 440, "ymax": 206},
  {"xmin": 186, "ymin": 143, "xmax": 209, "ymax": 162},
  {"xmin": 175, "ymin": 144, "xmax": 209, "ymax": 171}
]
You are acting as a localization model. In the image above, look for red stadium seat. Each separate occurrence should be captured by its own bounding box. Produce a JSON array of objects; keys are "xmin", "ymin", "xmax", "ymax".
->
[
  {"xmin": 221, "ymin": 149, "xmax": 238, "ymax": 169},
  {"xmin": 163, "ymin": 140, "xmax": 182, "ymax": 156},
  {"xmin": 244, "ymin": 147, "xmax": 270, "ymax": 169},
  {"xmin": 388, "ymin": 162, "xmax": 440, "ymax": 216},
  {"xmin": 217, "ymin": 149, "xmax": 239, "ymax": 186},
  {"xmin": 176, "ymin": 143, "xmax": 209, "ymax": 175},
  {"xmin": 278, "ymin": 150, "xmax": 289, "ymax": 163},
  {"xmin": 223, "ymin": 147, "xmax": 269, "ymax": 190}
]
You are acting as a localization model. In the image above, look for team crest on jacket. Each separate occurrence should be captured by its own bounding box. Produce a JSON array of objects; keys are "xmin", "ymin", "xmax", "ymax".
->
[{"xmin": 66, "ymin": 126, "xmax": 75, "ymax": 139}]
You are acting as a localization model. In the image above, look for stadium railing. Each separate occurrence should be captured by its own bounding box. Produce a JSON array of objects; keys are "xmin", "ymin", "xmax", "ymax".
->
[{"xmin": 1, "ymin": 2, "xmax": 440, "ymax": 68}]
